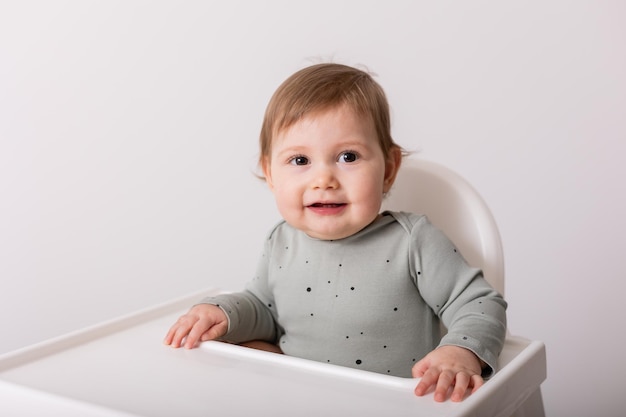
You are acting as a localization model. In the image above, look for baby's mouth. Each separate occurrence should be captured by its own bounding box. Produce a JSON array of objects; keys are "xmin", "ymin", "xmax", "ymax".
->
[
  {"xmin": 308, "ymin": 203, "xmax": 346, "ymax": 208},
  {"xmin": 306, "ymin": 202, "xmax": 347, "ymax": 215}
]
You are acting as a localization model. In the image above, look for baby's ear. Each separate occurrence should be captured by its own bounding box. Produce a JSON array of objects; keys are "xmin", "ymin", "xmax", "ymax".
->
[
  {"xmin": 261, "ymin": 157, "xmax": 274, "ymax": 189},
  {"xmin": 383, "ymin": 147, "xmax": 403, "ymax": 193}
]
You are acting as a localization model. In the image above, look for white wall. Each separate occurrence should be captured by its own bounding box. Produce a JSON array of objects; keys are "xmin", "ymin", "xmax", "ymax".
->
[{"xmin": 1, "ymin": 1, "xmax": 624, "ymax": 416}]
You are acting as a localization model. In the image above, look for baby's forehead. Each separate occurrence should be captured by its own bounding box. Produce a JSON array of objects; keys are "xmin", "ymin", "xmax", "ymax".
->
[
  {"xmin": 269, "ymin": 105, "xmax": 380, "ymax": 156},
  {"xmin": 276, "ymin": 103, "xmax": 371, "ymax": 134}
]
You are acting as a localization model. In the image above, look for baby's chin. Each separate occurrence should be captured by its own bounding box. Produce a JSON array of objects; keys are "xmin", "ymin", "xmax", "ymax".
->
[
  {"xmin": 283, "ymin": 211, "xmax": 382, "ymax": 241},
  {"xmin": 300, "ymin": 220, "xmax": 379, "ymax": 241}
]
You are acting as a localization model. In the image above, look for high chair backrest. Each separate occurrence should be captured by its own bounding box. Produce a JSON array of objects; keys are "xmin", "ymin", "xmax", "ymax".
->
[{"xmin": 382, "ymin": 158, "xmax": 505, "ymax": 296}]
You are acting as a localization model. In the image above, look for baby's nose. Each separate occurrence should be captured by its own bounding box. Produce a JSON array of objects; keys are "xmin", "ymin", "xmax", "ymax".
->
[{"xmin": 311, "ymin": 164, "xmax": 339, "ymax": 189}]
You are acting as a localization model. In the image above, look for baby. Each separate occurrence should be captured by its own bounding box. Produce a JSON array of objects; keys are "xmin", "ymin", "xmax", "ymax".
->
[{"xmin": 164, "ymin": 63, "xmax": 507, "ymax": 402}]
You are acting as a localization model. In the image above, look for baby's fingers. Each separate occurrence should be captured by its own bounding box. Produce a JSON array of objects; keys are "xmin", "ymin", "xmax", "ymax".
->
[
  {"xmin": 415, "ymin": 369, "xmax": 483, "ymax": 402},
  {"xmin": 415, "ymin": 367, "xmax": 456, "ymax": 402},
  {"xmin": 163, "ymin": 315, "xmax": 198, "ymax": 348},
  {"xmin": 433, "ymin": 370, "xmax": 455, "ymax": 402},
  {"xmin": 184, "ymin": 317, "xmax": 216, "ymax": 349},
  {"xmin": 163, "ymin": 326, "xmax": 176, "ymax": 346},
  {"xmin": 450, "ymin": 372, "xmax": 470, "ymax": 402},
  {"xmin": 470, "ymin": 374, "xmax": 484, "ymax": 394},
  {"xmin": 451, "ymin": 373, "xmax": 484, "ymax": 402},
  {"xmin": 164, "ymin": 326, "xmax": 185, "ymax": 348},
  {"xmin": 414, "ymin": 367, "xmax": 440, "ymax": 397}
]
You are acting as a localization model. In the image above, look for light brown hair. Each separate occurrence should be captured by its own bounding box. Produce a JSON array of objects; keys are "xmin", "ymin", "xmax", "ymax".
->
[{"xmin": 259, "ymin": 63, "xmax": 404, "ymax": 172}]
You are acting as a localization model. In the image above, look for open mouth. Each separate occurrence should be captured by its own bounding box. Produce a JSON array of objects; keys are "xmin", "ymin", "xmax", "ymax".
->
[
  {"xmin": 306, "ymin": 202, "xmax": 347, "ymax": 215},
  {"xmin": 308, "ymin": 203, "xmax": 346, "ymax": 208}
]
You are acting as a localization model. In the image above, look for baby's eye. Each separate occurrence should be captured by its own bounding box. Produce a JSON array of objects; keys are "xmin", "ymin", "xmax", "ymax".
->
[
  {"xmin": 289, "ymin": 155, "xmax": 309, "ymax": 166},
  {"xmin": 338, "ymin": 151, "xmax": 359, "ymax": 164}
]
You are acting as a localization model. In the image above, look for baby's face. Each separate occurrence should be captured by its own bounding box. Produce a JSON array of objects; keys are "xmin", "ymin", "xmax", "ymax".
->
[{"xmin": 263, "ymin": 105, "xmax": 396, "ymax": 240}]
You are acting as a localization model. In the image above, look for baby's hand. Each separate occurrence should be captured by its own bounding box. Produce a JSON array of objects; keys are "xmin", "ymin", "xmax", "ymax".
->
[
  {"xmin": 163, "ymin": 304, "xmax": 228, "ymax": 349},
  {"xmin": 412, "ymin": 345, "xmax": 484, "ymax": 402}
]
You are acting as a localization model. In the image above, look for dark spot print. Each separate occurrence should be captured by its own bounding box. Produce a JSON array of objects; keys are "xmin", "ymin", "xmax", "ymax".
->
[
  {"xmin": 328, "ymin": 280, "xmax": 331, "ymax": 284},
  {"xmin": 454, "ymin": 249, "xmax": 457, "ymax": 252},
  {"xmin": 386, "ymin": 260, "xmax": 390, "ymax": 263},
  {"xmin": 310, "ymin": 313, "xmax": 314, "ymax": 316},
  {"xmin": 351, "ymin": 287, "xmax": 355, "ymax": 291},
  {"xmin": 356, "ymin": 359, "xmax": 362, "ymax": 365},
  {"xmin": 360, "ymin": 332, "xmax": 364, "ymax": 335},
  {"xmin": 306, "ymin": 287, "xmax": 311, "ymax": 292},
  {"xmin": 417, "ymin": 271, "xmax": 421, "ymax": 275},
  {"xmin": 339, "ymin": 264, "xmax": 342, "ymax": 267},
  {"xmin": 383, "ymin": 345, "xmax": 387, "ymax": 349},
  {"xmin": 393, "ymin": 307, "xmax": 398, "ymax": 311},
  {"xmin": 463, "ymin": 336, "xmax": 468, "ymax": 340},
  {"xmin": 346, "ymin": 336, "xmax": 349, "ymax": 339},
  {"xmin": 268, "ymin": 304, "xmax": 272, "ymax": 308},
  {"xmin": 285, "ymin": 246, "xmax": 289, "ymax": 250}
]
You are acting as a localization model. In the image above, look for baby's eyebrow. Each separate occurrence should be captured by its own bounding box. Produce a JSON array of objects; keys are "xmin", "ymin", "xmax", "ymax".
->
[
  {"xmin": 335, "ymin": 141, "xmax": 370, "ymax": 150},
  {"xmin": 275, "ymin": 146, "xmax": 309, "ymax": 158}
]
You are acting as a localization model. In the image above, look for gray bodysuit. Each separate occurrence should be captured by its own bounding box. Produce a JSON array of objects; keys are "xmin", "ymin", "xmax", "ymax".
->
[{"xmin": 202, "ymin": 211, "xmax": 507, "ymax": 378}]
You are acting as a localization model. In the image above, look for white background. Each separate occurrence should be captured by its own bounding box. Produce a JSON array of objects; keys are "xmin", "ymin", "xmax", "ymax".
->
[{"xmin": 1, "ymin": 1, "xmax": 624, "ymax": 416}]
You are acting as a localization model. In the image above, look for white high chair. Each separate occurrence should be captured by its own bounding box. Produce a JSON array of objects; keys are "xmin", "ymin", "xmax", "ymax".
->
[{"xmin": 383, "ymin": 157, "xmax": 546, "ymax": 417}]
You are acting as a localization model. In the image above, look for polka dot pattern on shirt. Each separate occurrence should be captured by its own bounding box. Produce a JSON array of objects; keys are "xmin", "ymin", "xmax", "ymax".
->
[{"xmin": 270, "ymin": 245, "xmax": 426, "ymax": 378}]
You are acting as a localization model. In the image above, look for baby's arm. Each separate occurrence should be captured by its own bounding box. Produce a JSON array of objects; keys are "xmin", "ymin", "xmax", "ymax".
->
[
  {"xmin": 409, "ymin": 216, "xmax": 507, "ymax": 400},
  {"xmin": 412, "ymin": 345, "xmax": 484, "ymax": 402},
  {"xmin": 165, "ymin": 290, "xmax": 280, "ymax": 350},
  {"xmin": 163, "ymin": 304, "xmax": 228, "ymax": 349}
]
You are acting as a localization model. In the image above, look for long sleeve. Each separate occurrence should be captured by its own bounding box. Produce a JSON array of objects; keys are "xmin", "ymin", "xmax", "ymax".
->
[
  {"xmin": 199, "ymin": 230, "xmax": 282, "ymax": 344},
  {"xmin": 407, "ymin": 214, "xmax": 507, "ymax": 377},
  {"xmin": 200, "ymin": 290, "xmax": 279, "ymax": 344}
]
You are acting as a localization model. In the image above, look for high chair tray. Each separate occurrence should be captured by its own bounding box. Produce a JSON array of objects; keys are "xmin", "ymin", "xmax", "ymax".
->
[{"xmin": 0, "ymin": 288, "xmax": 545, "ymax": 417}]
